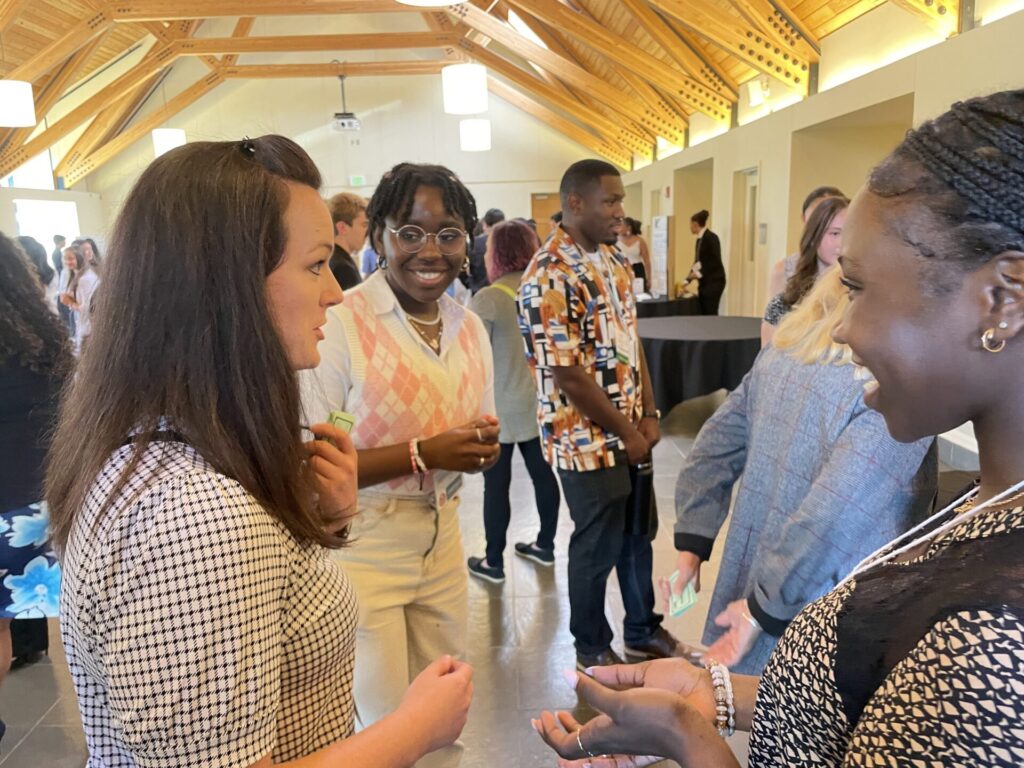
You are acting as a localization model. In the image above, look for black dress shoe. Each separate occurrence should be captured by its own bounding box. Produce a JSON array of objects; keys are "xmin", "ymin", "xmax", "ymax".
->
[
  {"xmin": 576, "ymin": 647, "xmax": 624, "ymax": 672},
  {"xmin": 624, "ymin": 626, "xmax": 704, "ymax": 664}
]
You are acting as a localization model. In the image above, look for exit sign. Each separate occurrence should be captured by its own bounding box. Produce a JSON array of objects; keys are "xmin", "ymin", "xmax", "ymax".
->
[{"xmin": 349, "ymin": 174, "xmax": 366, "ymax": 186}]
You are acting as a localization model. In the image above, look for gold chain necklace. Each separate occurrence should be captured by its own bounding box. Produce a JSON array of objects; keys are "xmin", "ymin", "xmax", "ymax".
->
[{"xmin": 409, "ymin": 315, "xmax": 443, "ymax": 355}]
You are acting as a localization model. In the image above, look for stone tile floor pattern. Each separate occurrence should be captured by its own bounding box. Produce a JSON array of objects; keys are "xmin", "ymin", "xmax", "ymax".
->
[{"xmin": 0, "ymin": 393, "xmax": 751, "ymax": 767}]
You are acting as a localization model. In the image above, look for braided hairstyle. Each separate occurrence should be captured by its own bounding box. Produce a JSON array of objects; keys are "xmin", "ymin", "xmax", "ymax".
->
[
  {"xmin": 366, "ymin": 163, "xmax": 479, "ymax": 263},
  {"xmin": 869, "ymin": 89, "xmax": 1024, "ymax": 295}
]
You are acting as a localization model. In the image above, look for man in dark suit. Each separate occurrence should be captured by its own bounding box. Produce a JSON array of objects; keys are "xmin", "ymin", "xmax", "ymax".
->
[
  {"xmin": 689, "ymin": 209, "xmax": 725, "ymax": 315},
  {"xmin": 327, "ymin": 192, "xmax": 367, "ymax": 290}
]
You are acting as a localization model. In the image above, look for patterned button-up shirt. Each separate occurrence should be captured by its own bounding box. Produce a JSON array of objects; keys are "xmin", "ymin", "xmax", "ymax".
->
[{"xmin": 518, "ymin": 226, "xmax": 642, "ymax": 472}]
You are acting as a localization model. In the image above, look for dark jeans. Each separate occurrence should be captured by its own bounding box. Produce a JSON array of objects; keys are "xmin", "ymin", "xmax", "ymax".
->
[
  {"xmin": 558, "ymin": 462, "xmax": 662, "ymax": 655},
  {"xmin": 699, "ymin": 282, "xmax": 725, "ymax": 315},
  {"xmin": 482, "ymin": 438, "xmax": 560, "ymax": 570}
]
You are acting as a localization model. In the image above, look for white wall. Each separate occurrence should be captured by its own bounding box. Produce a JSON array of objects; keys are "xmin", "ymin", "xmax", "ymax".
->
[
  {"xmin": 83, "ymin": 14, "xmax": 588, "ymax": 229},
  {"xmin": 0, "ymin": 187, "xmax": 105, "ymax": 241},
  {"xmin": 622, "ymin": 10, "xmax": 1024, "ymax": 318}
]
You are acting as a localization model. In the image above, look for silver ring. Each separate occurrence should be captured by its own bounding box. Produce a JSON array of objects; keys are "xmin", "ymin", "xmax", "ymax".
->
[
  {"xmin": 576, "ymin": 729, "xmax": 596, "ymax": 759},
  {"xmin": 478, "ymin": 455, "xmax": 485, "ymax": 467},
  {"xmin": 475, "ymin": 427, "xmax": 483, "ymax": 442}
]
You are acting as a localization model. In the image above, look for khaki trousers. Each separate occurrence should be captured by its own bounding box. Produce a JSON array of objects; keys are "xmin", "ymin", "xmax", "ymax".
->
[{"xmin": 334, "ymin": 493, "xmax": 469, "ymax": 768}]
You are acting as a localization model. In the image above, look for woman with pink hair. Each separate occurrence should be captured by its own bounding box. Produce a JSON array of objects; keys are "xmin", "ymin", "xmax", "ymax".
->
[{"xmin": 466, "ymin": 219, "xmax": 560, "ymax": 583}]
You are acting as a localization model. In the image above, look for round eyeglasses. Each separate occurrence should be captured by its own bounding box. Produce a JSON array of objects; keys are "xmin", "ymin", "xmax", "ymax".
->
[{"xmin": 387, "ymin": 225, "xmax": 468, "ymax": 255}]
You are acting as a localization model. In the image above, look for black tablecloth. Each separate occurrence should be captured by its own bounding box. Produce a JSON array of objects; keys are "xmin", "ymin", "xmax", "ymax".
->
[
  {"xmin": 635, "ymin": 297, "xmax": 701, "ymax": 319},
  {"xmin": 640, "ymin": 316, "xmax": 762, "ymax": 413}
]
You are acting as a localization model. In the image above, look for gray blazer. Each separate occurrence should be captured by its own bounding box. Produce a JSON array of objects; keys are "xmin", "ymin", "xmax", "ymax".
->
[{"xmin": 675, "ymin": 345, "xmax": 937, "ymax": 674}]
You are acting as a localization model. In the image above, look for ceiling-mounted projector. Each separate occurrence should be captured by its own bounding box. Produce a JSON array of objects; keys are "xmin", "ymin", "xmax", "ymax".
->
[
  {"xmin": 330, "ymin": 70, "xmax": 360, "ymax": 132},
  {"xmin": 332, "ymin": 112, "xmax": 361, "ymax": 132}
]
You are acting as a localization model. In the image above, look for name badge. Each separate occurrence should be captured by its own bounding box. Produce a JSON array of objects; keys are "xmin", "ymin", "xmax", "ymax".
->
[
  {"xmin": 614, "ymin": 323, "xmax": 637, "ymax": 368},
  {"xmin": 433, "ymin": 471, "xmax": 464, "ymax": 510}
]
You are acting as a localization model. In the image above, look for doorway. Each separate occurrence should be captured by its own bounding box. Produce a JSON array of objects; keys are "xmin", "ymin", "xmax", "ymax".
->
[
  {"xmin": 531, "ymin": 192, "xmax": 561, "ymax": 242},
  {"xmin": 672, "ymin": 159, "xmax": 714, "ymax": 291},
  {"xmin": 729, "ymin": 167, "xmax": 759, "ymax": 316}
]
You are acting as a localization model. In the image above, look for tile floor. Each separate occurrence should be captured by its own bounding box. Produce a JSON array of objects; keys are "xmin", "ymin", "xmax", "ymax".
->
[{"xmin": 0, "ymin": 393, "xmax": 751, "ymax": 768}]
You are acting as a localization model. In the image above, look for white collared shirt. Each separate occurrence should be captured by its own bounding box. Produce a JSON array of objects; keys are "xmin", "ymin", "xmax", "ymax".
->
[{"xmin": 305, "ymin": 270, "xmax": 495, "ymax": 497}]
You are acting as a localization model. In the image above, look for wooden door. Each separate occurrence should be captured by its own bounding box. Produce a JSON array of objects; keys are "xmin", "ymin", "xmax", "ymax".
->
[{"xmin": 531, "ymin": 192, "xmax": 561, "ymax": 242}]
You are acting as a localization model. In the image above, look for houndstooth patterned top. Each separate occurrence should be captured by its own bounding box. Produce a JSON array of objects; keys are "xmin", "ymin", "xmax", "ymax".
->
[
  {"xmin": 60, "ymin": 439, "xmax": 357, "ymax": 767},
  {"xmin": 749, "ymin": 502, "xmax": 1024, "ymax": 766}
]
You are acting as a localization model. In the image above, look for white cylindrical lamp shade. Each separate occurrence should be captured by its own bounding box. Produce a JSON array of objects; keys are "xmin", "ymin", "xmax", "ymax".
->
[
  {"xmin": 0, "ymin": 80, "xmax": 36, "ymax": 127},
  {"xmin": 442, "ymin": 63, "xmax": 488, "ymax": 115},
  {"xmin": 459, "ymin": 119, "xmax": 491, "ymax": 152},
  {"xmin": 152, "ymin": 128, "xmax": 187, "ymax": 157}
]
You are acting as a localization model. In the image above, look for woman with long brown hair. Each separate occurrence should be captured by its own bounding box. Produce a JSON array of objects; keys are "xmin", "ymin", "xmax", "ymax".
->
[
  {"xmin": 0, "ymin": 231, "xmax": 72, "ymax": 742},
  {"xmin": 49, "ymin": 136, "xmax": 472, "ymax": 768},
  {"xmin": 761, "ymin": 196, "xmax": 849, "ymax": 346}
]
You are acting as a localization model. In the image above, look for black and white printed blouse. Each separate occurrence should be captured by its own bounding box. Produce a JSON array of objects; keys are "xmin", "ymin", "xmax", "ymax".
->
[
  {"xmin": 749, "ymin": 499, "xmax": 1024, "ymax": 766},
  {"xmin": 60, "ymin": 439, "xmax": 358, "ymax": 767}
]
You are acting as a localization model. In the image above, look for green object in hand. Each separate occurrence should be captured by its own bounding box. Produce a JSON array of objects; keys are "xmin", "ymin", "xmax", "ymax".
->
[{"xmin": 328, "ymin": 410, "xmax": 355, "ymax": 434}]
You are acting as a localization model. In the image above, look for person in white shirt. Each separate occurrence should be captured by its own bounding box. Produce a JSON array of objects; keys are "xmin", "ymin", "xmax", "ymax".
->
[{"xmin": 307, "ymin": 162, "xmax": 498, "ymax": 768}]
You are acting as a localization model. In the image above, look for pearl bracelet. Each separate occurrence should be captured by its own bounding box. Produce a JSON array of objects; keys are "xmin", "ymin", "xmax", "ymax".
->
[{"xmin": 705, "ymin": 659, "xmax": 736, "ymax": 738}]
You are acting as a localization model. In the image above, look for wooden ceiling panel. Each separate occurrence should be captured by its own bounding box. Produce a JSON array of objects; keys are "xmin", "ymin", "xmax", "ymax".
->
[{"xmin": 0, "ymin": 0, "xmax": 949, "ymax": 182}]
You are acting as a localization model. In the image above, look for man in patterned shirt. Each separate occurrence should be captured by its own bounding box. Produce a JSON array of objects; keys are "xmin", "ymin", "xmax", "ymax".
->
[{"xmin": 518, "ymin": 159, "xmax": 687, "ymax": 670}]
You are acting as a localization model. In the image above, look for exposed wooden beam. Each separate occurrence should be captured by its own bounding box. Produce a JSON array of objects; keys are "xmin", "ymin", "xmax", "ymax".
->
[
  {"xmin": 54, "ymin": 20, "xmax": 206, "ymax": 177},
  {"xmin": 0, "ymin": 41, "xmax": 178, "ymax": 179},
  {"xmin": 7, "ymin": 8, "xmax": 113, "ymax": 83},
  {"xmin": 64, "ymin": 70, "xmax": 225, "ymax": 186},
  {"xmin": 527, "ymin": 4, "xmax": 692, "ymax": 139},
  {"xmin": 110, "ymin": 0, "xmax": 410, "ymax": 21},
  {"xmin": 451, "ymin": 4, "xmax": 678, "ymax": 148},
  {"xmin": 504, "ymin": 0, "xmax": 729, "ymax": 122},
  {"xmin": 730, "ymin": 0, "xmax": 819, "ymax": 57},
  {"xmin": 0, "ymin": 0, "xmax": 30, "ymax": 36},
  {"xmin": 488, "ymin": 76, "xmax": 630, "ymax": 168},
  {"xmin": 220, "ymin": 16, "xmax": 256, "ymax": 67},
  {"xmin": 890, "ymin": 0, "xmax": 959, "ymax": 35},
  {"xmin": 495, "ymin": 6, "xmax": 580, "ymax": 101},
  {"xmin": 458, "ymin": 38, "xmax": 654, "ymax": 160},
  {"xmin": 222, "ymin": 61, "xmax": 448, "ymax": 78},
  {"xmin": 617, "ymin": 0, "xmax": 738, "ymax": 100},
  {"xmin": 0, "ymin": 33, "xmax": 109, "ymax": 156},
  {"xmin": 648, "ymin": 0, "xmax": 812, "ymax": 92},
  {"xmin": 175, "ymin": 31, "xmax": 460, "ymax": 56}
]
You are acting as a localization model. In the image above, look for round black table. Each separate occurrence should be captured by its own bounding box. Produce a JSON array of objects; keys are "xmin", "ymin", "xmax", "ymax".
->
[
  {"xmin": 635, "ymin": 296, "xmax": 701, "ymax": 319},
  {"xmin": 639, "ymin": 316, "xmax": 762, "ymax": 413}
]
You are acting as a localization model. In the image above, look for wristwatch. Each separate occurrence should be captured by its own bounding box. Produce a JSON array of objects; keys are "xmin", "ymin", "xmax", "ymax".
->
[{"xmin": 641, "ymin": 409, "xmax": 661, "ymax": 420}]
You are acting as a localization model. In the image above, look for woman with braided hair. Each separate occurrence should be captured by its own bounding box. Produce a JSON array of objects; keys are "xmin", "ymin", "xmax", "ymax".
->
[
  {"xmin": 531, "ymin": 88, "xmax": 1024, "ymax": 767},
  {"xmin": 307, "ymin": 162, "xmax": 499, "ymax": 768}
]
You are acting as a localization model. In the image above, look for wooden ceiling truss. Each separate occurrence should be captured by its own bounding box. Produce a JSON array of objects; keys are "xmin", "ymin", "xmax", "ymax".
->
[{"xmin": 0, "ymin": 0, "xmax": 947, "ymax": 185}]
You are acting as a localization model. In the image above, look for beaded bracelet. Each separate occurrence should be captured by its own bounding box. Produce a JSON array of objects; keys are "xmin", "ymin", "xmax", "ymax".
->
[
  {"xmin": 409, "ymin": 439, "xmax": 428, "ymax": 490},
  {"xmin": 705, "ymin": 659, "xmax": 736, "ymax": 738}
]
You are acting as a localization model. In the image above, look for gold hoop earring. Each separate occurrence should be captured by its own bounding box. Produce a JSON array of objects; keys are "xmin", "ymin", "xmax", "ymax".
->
[{"xmin": 981, "ymin": 328, "xmax": 1006, "ymax": 353}]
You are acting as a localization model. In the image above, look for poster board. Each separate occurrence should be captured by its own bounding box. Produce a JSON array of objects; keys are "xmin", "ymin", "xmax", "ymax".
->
[{"xmin": 650, "ymin": 215, "xmax": 672, "ymax": 298}]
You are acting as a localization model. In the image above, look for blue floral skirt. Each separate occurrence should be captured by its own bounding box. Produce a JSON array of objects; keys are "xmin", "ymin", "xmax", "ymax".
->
[{"xmin": 0, "ymin": 502, "xmax": 61, "ymax": 619}]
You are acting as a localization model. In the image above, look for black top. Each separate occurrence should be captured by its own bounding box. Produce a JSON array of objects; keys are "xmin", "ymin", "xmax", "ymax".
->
[
  {"xmin": 0, "ymin": 358, "xmax": 62, "ymax": 512},
  {"xmin": 330, "ymin": 245, "xmax": 362, "ymax": 291},
  {"xmin": 695, "ymin": 229, "xmax": 725, "ymax": 286},
  {"xmin": 466, "ymin": 235, "xmax": 490, "ymax": 294}
]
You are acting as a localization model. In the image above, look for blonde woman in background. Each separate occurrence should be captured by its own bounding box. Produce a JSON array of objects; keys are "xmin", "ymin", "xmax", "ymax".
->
[{"xmin": 665, "ymin": 267, "xmax": 937, "ymax": 673}]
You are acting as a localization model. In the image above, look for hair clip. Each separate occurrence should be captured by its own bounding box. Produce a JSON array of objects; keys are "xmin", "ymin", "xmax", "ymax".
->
[{"xmin": 240, "ymin": 137, "xmax": 256, "ymax": 157}]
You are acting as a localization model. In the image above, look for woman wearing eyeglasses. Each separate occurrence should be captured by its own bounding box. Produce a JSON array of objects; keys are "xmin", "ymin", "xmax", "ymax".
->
[{"xmin": 307, "ymin": 163, "xmax": 499, "ymax": 768}]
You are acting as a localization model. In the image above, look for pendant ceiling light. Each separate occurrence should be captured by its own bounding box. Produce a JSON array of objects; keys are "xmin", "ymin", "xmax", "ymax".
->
[
  {"xmin": 459, "ymin": 119, "xmax": 491, "ymax": 152},
  {"xmin": 0, "ymin": 79, "xmax": 36, "ymax": 127},
  {"xmin": 152, "ymin": 128, "xmax": 186, "ymax": 157},
  {"xmin": 442, "ymin": 62, "xmax": 488, "ymax": 115}
]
